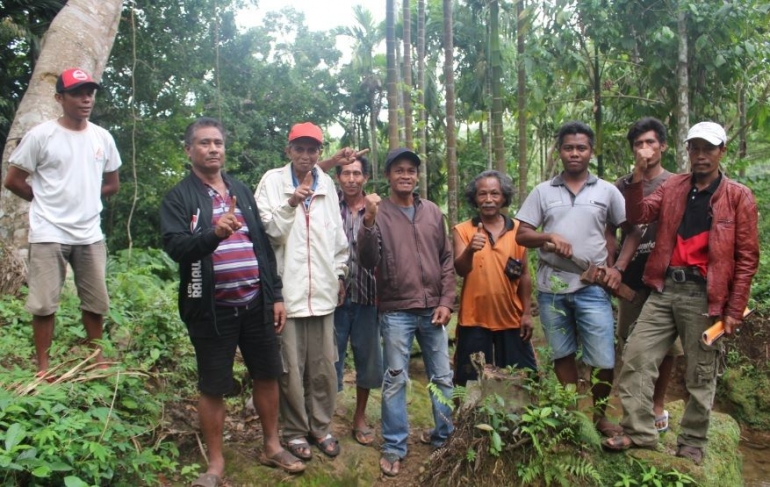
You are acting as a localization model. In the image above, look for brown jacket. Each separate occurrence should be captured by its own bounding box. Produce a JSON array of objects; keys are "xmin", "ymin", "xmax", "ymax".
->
[
  {"xmin": 625, "ymin": 172, "xmax": 759, "ymax": 320},
  {"xmin": 357, "ymin": 196, "xmax": 456, "ymax": 313}
]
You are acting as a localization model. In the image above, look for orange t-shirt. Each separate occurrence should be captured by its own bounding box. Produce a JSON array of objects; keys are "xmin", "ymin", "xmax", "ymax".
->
[{"xmin": 455, "ymin": 217, "xmax": 526, "ymax": 331}]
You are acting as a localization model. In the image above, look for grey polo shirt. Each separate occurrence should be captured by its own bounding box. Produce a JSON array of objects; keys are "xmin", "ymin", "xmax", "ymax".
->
[{"xmin": 516, "ymin": 172, "xmax": 626, "ymax": 293}]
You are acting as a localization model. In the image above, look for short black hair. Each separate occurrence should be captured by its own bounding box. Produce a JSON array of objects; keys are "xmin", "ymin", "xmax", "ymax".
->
[
  {"xmin": 626, "ymin": 117, "xmax": 667, "ymax": 150},
  {"xmin": 556, "ymin": 121, "xmax": 594, "ymax": 149},
  {"xmin": 184, "ymin": 117, "xmax": 225, "ymax": 147},
  {"xmin": 464, "ymin": 170, "xmax": 514, "ymax": 208},
  {"xmin": 335, "ymin": 155, "xmax": 370, "ymax": 176}
]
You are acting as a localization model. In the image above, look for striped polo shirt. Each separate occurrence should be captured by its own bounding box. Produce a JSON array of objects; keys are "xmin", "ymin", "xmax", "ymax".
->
[{"xmin": 208, "ymin": 187, "xmax": 260, "ymax": 306}]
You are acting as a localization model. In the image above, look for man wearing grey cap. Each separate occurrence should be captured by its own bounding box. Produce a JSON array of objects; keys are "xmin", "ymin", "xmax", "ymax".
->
[
  {"xmin": 4, "ymin": 68, "xmax": 121, "ymax": 377},
  {"xmin": 357, "ymin": 148, "xmax": 455, "ymax": 477},
  {"xmin": 605, "ymin": 122, "xmax": 759, "ymax": 465}
]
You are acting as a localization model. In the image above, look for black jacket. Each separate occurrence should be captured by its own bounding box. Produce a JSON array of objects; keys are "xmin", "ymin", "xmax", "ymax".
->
[{"xmin": 160, "ymin": 171, "xmax": 283, "ymax": 337}]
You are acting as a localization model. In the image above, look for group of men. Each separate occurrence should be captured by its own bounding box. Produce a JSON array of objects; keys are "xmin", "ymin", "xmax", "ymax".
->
[
  {"xmin": 5, "ymin": 67, "xmax": 759, "ymax": 486},
  {"xmin": 515, "ymin": 119, "xmax": 758, "ymax": 468}
]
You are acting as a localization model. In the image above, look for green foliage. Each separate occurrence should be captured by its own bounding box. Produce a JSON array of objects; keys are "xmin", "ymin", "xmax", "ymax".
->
[
  {"xmin": 469, "ymin": 368, "xmax": 601, "ymax": 486},
  {"xmin": 0, "ymin": 248, "xmax": 195, "ymax": 485},
  {"xmin": 613, "ymin": 459, "xmax": 697, "ymax": 487}
]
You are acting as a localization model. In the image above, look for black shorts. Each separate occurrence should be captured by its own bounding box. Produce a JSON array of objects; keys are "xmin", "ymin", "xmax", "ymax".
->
[
  {"xmin": 454, "ymin": 325, "xmax": 537, "ymax": 386},
  {"xmin": 190, "ymin": 299, "xmax": 282, "ymax": 396}
]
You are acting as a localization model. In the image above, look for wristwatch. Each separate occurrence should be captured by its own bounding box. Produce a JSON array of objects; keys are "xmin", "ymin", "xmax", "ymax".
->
[{"xmin": 612, "ymin": 265, "xmax": 625, "ymax": 274}]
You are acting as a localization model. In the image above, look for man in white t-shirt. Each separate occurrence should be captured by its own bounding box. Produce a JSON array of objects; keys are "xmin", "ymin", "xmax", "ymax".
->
[{"xmin": 4, "ymin": 68, "xmax": 121, "ymax": 377}]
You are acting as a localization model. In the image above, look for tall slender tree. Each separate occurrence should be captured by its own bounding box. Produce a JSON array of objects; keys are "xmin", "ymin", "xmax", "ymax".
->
[
  {"xmin": 402, "ymin": 0, "xmax": 413, "ymax": 149},
  {"xmin": 516, "ymin": 0, "xmax": 528, "ymax": 205},
  {"xmin": 444, "ymin": 0, "xmax": 458, "ymax": 229},
  {"xmin": 489, "ymin": 0, "xmax": 505, "ymax": 174},
  {"xmin": 386, "ymin": 0, "xmax": 400, "ymax": 149},
  {"xmin": 417, "ymin": 0, "xmax": 428, "ymax": 198}
]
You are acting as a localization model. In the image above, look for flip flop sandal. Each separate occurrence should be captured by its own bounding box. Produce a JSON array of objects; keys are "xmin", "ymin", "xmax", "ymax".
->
[
  {"xmin": 286, "ymin": 438, "xmax": 312, "ymax": 461},
  {"xmin": 595, "ymin": 421, "xmax": 624, "ymax": 438},
  {"xmin": 380, "ymin": 452, "xmax": 402, "ymax": 477},
  {"xmin": 655, "ymin": 410, "xmax": 670, "ymax": 433},
  {"xmin": 259, "ymin": 449, "xmax": 306, "ymax": 474},
  {"xmin": 352, "ymin": 427, "xmax": 374, "ymax": 446},
  {"xmin": 190, "ymin": 472, "xmax": 221, "ymax": 487},
  {"xmin": 601, "ymin": 434, "xmax": 633, "ymax": 452},
  {"xmin": 311, "ymin": 433, "xmax": 340, "ymax": 457},
  {"xmin": 419, "ymin": 429, "xmax": 433, "ymax": 445}
]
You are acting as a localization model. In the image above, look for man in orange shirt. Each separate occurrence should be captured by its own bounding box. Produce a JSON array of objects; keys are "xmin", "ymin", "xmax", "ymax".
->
[{"xmin": 453, "ymin": 170, "xmax": 537, "ymax": 385}]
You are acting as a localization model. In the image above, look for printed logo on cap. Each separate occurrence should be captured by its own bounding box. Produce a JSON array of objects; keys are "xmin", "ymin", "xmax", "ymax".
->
[{"xmin": 71, "ymin": 69, "xmax": 89, "ymax": 81}]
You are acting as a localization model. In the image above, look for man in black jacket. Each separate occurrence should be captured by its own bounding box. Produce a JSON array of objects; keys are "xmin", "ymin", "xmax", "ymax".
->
[{"xmin": 161, "ymin": 118, "xmax": 305, "ymax": 484}]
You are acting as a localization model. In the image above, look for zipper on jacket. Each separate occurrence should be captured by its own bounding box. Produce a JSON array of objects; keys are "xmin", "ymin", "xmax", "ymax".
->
[
  {"xmin": 410, "ymin": 204, "xmax": 429, "ymax": 307},
  {"xmin": 305, "ymin": 198, "xmax": 314, "ymax": 315}
]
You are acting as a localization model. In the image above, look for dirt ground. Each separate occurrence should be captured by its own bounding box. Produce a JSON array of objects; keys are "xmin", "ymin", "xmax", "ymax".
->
[
  {"xmin": 169, "ymin": 359, "xmax": 438, "ymax": 487},
  {"xmin": 169, "ymin": 308, "xmax": 770, "ymax": 486}
]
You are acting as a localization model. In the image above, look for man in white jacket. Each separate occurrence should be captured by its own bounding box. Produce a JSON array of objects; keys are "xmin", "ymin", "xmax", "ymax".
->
[{"xmin": 255, "ymin": 122, "xmax": 349, "ymax": 462}]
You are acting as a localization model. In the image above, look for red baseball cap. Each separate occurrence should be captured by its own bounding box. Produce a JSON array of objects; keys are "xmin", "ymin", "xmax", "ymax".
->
[
  {"xmin": 56, "ymin": 68, "xmax": 101, "ymax": 94},
  {"xmin": 288, "ymin": 122, "xmax": 323, "ymax": 144}
]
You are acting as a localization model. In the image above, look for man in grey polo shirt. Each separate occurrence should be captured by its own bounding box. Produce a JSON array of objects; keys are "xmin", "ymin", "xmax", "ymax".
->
[{"xmin": 516, "ymin": 121, "xmax": 630, "ymax": 437}]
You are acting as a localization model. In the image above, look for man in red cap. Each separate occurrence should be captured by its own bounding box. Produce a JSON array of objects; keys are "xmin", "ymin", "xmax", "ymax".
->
[
  {"xmin": 4, "ymin": 68, "xmax": 120, "ymax": 377},
  {"xmin": 255, "ymin": 122, "xmax": 349, "ymax": 462}
]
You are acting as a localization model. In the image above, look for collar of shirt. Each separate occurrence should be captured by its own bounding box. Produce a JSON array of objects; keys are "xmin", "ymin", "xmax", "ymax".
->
[
  {"xmin": 551, "ymin": 172, "xmax": 598, "ymax": 186},
  {"xmin": 689, "ymin": 172, "xmax": 722, "ymax": 194}
]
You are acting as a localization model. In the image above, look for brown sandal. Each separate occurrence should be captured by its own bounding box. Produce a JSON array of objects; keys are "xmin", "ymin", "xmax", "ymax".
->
[
  {"xmin": 259, "ymin": 449, "xmax": 306, "ymax": 474},
  {"xmin": 676, "ymin": 445, "xmax": 704, "ymax": 465}
]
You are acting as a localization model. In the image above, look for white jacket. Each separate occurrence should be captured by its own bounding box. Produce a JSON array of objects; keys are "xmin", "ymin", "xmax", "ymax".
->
[{"xmin": 255, "ymin": 163, "xmax": 348, "ymax": 318}]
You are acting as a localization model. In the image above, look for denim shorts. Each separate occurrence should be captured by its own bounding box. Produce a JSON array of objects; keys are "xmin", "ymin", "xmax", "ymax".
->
[
  {"xmin": 333, "ymin": 298, "xmax": 383, "ymax": 391},
  {"xmin": 536, "ymin": 285, "xmax": 615, "ymax": 369}
]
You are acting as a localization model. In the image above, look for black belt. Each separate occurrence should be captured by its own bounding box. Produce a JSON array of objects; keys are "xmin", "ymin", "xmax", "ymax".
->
[
  {"xmin": 216, "ymin": 295, "xmax": 263, "ymax": 316},
  {"xmin": 666, "ymin": 267, "xmax": 706, "ymax": 284}
]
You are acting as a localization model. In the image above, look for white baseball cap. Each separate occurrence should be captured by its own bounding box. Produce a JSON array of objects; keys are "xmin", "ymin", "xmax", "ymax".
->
[{"xmin": 685, "ymin": 122, "xmax": 727, "ymax": 146}]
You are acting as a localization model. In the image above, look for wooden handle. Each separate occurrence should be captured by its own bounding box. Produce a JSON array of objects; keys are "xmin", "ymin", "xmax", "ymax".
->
[
  {"xmin": 542, "ymin": 242, "xmax": 556, "ymax": 252},
  {"xmin": 701, "ymin": 307, "xmax": 753, "ymax": 346}
]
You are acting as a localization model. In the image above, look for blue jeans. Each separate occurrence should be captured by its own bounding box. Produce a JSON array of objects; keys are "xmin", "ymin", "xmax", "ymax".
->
[
  {"xmin": 536, "ymin": 285, "xmax": 615, "ymax": 369},
  {"xmin": 380, "ymin": 310, "xmax": 454, "ymax": 458},
  {"xmin": 333, "ymin": 298, "xmax": 383, "ymax": 391}
]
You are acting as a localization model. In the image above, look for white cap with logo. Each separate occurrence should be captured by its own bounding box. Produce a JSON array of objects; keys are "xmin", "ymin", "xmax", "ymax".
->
[{"xmin": 685, "ymin": 122, "xmax": 727, "ymax": 146}]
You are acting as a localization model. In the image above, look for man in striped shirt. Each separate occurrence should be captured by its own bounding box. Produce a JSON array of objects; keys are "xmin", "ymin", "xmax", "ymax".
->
[
  {"xmin": 161, "ymin": 118, "xmax": 305, "ymax": 482},
  {"xmin": 333, "ymin": 156, "xmax": 383, "ymax": 446}
]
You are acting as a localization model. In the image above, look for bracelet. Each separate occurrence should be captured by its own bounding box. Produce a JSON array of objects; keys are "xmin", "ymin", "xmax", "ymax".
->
[{"xmin": 612, "ymin": 265, "xmax": 624, "ymax": 274}]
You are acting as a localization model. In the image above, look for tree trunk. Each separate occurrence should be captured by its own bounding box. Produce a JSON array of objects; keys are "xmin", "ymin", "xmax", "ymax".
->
[
  {"xmin": 368, "ymin": 84, "xmax": 379, "ymax": 178},
  {"xmin": 417, "ymin": 0, "xmax": 428, "ymax": 198},
  {"xmin": 516, "ymin": 0, "xmax": 527, "ymax": 207},
  {"xmin": 675, "ymin": 2, "xmax": 689, "ymax": 172},
  {"xmin": 386, "ymin": 0, "xmax": 399, "ymax": 150},
  {"xmin": 0, "ymin": 0, "xmax": 123, "ymax": 248},
  {"xmin": 403, "ymin": 0, "xmax": 413, "ymax": 150},
  {"xmin": 489, "ymin": 0, "xmax": 505, "ymax": 174},
  {"xmin": 443, "ymin": 0, "xmax": 458, "ymax": 230},
  {"xmin": 738, "ymin": 85, "xmax": 746, "ymax": 177},
  {"xmin": 593, "ymin": 43, "xmax": 604, "ymax": 178}
]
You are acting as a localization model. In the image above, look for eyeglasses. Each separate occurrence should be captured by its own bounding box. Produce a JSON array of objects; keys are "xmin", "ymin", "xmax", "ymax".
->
[{"xmin": 290, "ymin": 145, "xmax": 321, "ymax": 155}]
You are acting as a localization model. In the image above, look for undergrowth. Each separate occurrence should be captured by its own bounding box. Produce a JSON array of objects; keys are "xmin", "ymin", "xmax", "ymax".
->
[{"xmin": 0, "ymin": 248, "xmax": 197, "ymax": 486}]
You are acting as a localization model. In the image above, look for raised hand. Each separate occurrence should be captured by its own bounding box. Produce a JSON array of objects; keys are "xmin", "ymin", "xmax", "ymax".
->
[
  {"xmin": 289, "ymin": 172, "xmax": 314, "ymax": 207},
  {"xmin": 214, "ymin": 195, "xmax": 242, "ymax": 238},
  {"xmin": 469, "ymin": 222, "xmax": 487, "ymax": 252},
  {"xmin": 333, "ymin": 147, "xmax": 370, "ymax": 166},
  {"xmin": 363, "ymin": 193, "xmax": 381, "ymax": 226},
  {"xmin": 632, "ymin": 146, "xmax": 654, "ymax": 182}
]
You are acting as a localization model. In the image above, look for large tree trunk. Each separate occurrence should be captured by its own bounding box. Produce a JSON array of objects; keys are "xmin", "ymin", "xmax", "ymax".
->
[
  {"xmin": 0, "ymin": 0, "xmax": 123, "ymax": 249},
  {"xmin": 489, "ymin": 0, "xmax": 505, "ymax": 174},
  {"xmin": 675, "ymin": 2, "xmax": 689, "ymax": 172},
  {"xmin": 386, "ymin": 0, "xmax": 400, "ymax": 150},
  {"xmin": 516, "ymin": 0, "xmax": 528, "ymax": 207},
  {"xmin": 443, "ymin": 0, "xmax": 458, "ymax": 230},
  {"xmin": 417, "ymin": 0, "xmax": 428, "ymax": 198},
  {"xmin": 402, "ymin": 0, "xmax": 413, "ymax": 150}
]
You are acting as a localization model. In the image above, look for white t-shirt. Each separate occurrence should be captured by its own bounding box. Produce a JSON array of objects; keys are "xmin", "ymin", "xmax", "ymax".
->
[{"xmin": 9, "ymin": 119, "xmax": 122, "ymax": 244}]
